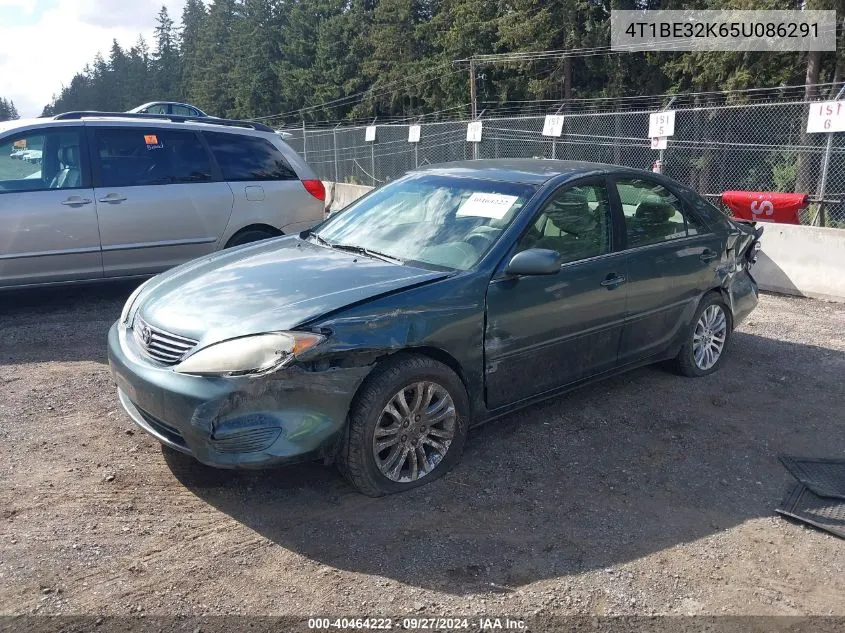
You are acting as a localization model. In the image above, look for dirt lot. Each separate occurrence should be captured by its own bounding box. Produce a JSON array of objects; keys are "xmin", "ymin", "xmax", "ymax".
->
[{"xmin": 1, "ymin": 285, "xmax": 844, "ymax": 622}]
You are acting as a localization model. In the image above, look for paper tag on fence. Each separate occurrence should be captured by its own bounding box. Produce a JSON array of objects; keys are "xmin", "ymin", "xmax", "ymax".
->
[
  {"xmin": 650, "ymin": 136, "xmax": 668, "ymax": 150},
  {"xmin": 466, "ymin": 121, "xmax": 483, "ymax": 142},
  {"xmin": 457, "ymin": 192, "xmax": 519, "ymax": 219},
  {"xmin": 408, "ymin": 125, "xmax": 421, "ymax": 143},
  {"xmin": 542, "ymin": 115, "xmax": 564, "ymax": 137},
  {"xmin": 807, "ymin": 101, "xmax": 845, "ymax": 133},
  {"xmin": 365, "ymin": 126, "xmax": 377, "ymax": 142},
  {"xmin": 649, "ymin": 110, "xmax": 675, "ymax": 137}
]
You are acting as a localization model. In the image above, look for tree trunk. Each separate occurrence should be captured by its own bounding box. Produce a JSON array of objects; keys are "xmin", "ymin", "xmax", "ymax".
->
[{"xmin": 563, "ymin": 56, "xmax": 572, "ymax": 101}]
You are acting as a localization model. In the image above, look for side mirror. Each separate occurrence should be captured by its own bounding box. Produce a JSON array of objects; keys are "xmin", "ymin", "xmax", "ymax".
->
[{"xmin": 505, "ymin": 248, "xmax": 561, "ymax": 276}]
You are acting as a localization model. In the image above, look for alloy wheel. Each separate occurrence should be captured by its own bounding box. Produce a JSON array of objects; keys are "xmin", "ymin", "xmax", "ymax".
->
[
  {"xmin": 693, "ymin": 304, "xmax": 727, "ymax": 371},
  {"xmin": 372, "ymin": 381, "xmax": 457, "ymax": 483}
]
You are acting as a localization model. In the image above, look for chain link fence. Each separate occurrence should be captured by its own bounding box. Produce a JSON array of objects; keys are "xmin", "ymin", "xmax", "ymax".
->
[{"xmin": 282, "ymin": 97, "xmax": 845, "ymax": 228}]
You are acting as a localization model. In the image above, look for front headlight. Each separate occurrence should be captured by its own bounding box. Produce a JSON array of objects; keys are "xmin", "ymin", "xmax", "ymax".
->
[{"xmin": 173, "ymin": 332, "xmax": 325, "ymax": 377}]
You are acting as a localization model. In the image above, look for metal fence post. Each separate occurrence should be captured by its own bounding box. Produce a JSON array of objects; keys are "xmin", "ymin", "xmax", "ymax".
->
[
  {"xmin": 658, "ymin": 95, "xmax": 677, "ymax": 171},
  {"xmin": 815, "ymin": 84, "xmax": 845, "ymax": 226},
  {"xmin": 333, "ymin": 124, "xmax": 339, "ymax": 183},
  {"xmin": 301, "ymin": 119, "xmax": 307, "ymax": 163},
  {"xmin": 551, "ymin": 103, "xmax": 565, "ymax": 160}
]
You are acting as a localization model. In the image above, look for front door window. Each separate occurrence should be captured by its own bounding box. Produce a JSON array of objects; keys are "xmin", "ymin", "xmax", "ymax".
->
[{"xmin": 516, "ymin": 183, "xmax": 613, "ymax": 264}]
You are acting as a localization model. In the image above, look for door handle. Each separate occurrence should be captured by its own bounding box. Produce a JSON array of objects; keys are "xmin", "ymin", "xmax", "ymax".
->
[
  {"xmin": 98, "ymin": 194, "xmax": 127, "ymax": 204},
  {"xmin": 699, "ymin": 249, "xmax": 718, "ymax": 262},
  {"xmin": 61, "ymin": 197, "xmax": 92, "ymax": 206},
  {"xmin": 601, "ymin": 273, "xmax": 626, "ymax": 289}
]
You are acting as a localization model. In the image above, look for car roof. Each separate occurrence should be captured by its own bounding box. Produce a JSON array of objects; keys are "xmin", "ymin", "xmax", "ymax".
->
[
  {"xmin": 0, "ymin": 112, "xmax": 274, "ymax": 136},
  {"xmin": 131, "ymin": 101, "xmax": 201, "ymax": 110},
  {"xmin": 412, "ymin": 159, "xmax": 655, "ymax": 185}
]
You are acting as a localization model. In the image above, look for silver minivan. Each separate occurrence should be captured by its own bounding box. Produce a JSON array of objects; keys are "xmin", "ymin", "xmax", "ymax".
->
[{"xmin": 0, "ymin": 113, "xmax": 326, "ymax": 289}]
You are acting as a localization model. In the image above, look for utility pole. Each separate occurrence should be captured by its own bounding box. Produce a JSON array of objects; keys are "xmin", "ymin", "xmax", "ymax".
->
[{"xmin": 469, "ymin": 58, "xmax": 477, "ymax": 120}]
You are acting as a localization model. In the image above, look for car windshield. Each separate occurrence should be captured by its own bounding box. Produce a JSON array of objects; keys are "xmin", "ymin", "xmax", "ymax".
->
[{"xmin": 313, "ymin": 174, "xmax": 536, "ymax": 270}]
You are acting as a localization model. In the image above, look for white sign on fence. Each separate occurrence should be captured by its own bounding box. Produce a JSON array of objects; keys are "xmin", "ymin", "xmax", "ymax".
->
[
  {"xmin": 365, "ymin": 126, "xmax": 377, "ymax": 142},
  {"xmin": 408, "ymin": 125, "xmax": 421, "ymax": 143},
  {"xmin": 650, "ymin": 136, "xmax": 668, "ymax": 150},
  {"xmin": 542, "ymin": 114, "xmax": 565, "ymax": 137},
  {"xmin": 466, "ymin": 120, "xmax": 483, "ymax": 143},
  {"xmin": 649, "ymin": 110, "xmax": 675, "ymax": 137},
  {"xmin": 806, "ymin": 101, "xmax": 845, "ymax": 133}
]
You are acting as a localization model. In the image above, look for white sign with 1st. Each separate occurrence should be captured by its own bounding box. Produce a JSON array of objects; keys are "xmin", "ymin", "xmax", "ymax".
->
[
  {"xmin": 806, "ymin": 101, "xmax": 845, "ymax": 133},
  {"xmin": 365, "ymin": 126, "xmax": 377, "ymax": 142},
  {"xmin": 542, "ymin": 115, "xmax": 565, "ymax": 137},
  {"xmin": 408, "ymin": 125, "xmax": 421, "ymax": 143},
  {"xmin": 466, "ymin": 121, "xmax": 483, "ymax": 143},
  {"xmin": 649, "ymin": 110, "xmax": 675, "ymax": 138}
]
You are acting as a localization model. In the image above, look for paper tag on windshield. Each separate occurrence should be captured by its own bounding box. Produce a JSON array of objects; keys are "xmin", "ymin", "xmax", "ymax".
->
[{"xmin": 457, "ymin": 192, "xmax": 519, "ymax": 220}]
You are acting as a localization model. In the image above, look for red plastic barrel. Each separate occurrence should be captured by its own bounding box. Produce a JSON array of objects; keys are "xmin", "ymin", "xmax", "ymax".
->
[{"xmin": 720, "ymin": 191, "xmax": 808, "ymax": 224}]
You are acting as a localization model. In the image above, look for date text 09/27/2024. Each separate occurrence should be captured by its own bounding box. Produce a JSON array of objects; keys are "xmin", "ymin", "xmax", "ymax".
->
[{"xmin": 307, "ymin": 617, "xmax": 527, "ymax": 630}]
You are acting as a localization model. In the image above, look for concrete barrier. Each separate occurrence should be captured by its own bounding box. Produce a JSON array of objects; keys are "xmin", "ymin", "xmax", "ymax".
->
[
  {"xmin": 319, "ymin": 182, "xmax": 845, "ymax": 302},
  {"xmin": 322, "ymin": 181, "xmax": 374, "ymax": 214},
  {"xmin": 754, "ymin": 224, "xmax": 845, "ymax": 303}
]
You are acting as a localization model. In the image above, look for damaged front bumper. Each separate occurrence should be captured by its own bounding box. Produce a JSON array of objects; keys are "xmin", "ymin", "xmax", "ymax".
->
[{"xmin": 107, "ymin": 323, "xmax": 369, "ymax": 469}]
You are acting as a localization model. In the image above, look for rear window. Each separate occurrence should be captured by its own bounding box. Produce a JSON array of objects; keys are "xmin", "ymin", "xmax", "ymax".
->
[
  {"xmin": 94, "ymin": 128, "xmax": 213, "ymax": 187},
  {"xmin": 204, "ymin": 132, "xmax": 297, "ymax": 182}
]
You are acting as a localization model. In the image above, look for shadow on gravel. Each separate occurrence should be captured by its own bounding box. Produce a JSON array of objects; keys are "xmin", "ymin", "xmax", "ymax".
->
[
  {"xmin": 0, "ymin": 280, "xmax": 141, "ymax": 364},
  {"xmin": 167, "ymin": 331, "xmax": 845, "ymax": 595}
]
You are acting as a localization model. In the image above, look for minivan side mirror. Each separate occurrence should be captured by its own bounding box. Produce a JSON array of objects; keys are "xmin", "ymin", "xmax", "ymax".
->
[{"xmin": 505, "ymin": 248, "xmax": 562, "ymax": 276}]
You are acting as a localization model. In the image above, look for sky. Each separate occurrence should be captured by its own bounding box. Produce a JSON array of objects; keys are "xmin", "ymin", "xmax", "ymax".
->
[{"xmin": 0, "ymin": 0, "xmax": 188, "ymax": 117}]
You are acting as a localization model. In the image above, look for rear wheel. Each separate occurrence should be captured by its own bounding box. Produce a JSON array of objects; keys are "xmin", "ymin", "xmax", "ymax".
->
[
  {"xmin": 675, "ymin": 293, "xmax": 732, "ymax": 377},
  {"xmin": 337, "ymin": 355, "xmax": 469, "ymax": 496},
  {"xmin": 225, "ymin": 228, "xmax": 279, "ymax": 248}
]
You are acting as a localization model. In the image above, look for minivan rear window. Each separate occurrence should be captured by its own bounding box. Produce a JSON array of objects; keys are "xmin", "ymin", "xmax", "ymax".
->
[
  {"xmin": 204, "ymin": 132, "xmax": 297, "ymax": 182},
  {"xmin": 94, "ymin": 128, "xmax": 213, "ymax": 187}
]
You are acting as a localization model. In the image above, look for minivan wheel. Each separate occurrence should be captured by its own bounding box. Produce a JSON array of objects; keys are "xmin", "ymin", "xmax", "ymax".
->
[
  {"xmin": 675, "ymin": 293, "xmax": 732, "ymax": 377},
  {"xmin": 337, "ymin": 355, "xmax": 469, "ymax": 497},
  {"xmin": 225, "ymin": 229, "xmax": 279, "ymax": 248}
]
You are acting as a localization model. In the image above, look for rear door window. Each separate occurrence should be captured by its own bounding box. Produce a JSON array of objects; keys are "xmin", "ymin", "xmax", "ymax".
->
[
  {"xmin": 615, "ymin": 179, "xmax": 690, "ymax": 248},
  {"xmin": 93, "ymin": 127, "xmax": 213, "ymax": 187},
  {"xmin": 204, "ymin": 132, "xmax": 297, "ymax": 182}
]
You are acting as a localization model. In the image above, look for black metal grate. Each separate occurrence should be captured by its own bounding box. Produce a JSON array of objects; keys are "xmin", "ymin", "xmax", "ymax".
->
[
  {"xmin": 776, "ymin": 482, "xmax": 845, "ymax": 539},
  {"xmin": 779, "ymin": 456, "xmax": 845, "ymax": 500}
]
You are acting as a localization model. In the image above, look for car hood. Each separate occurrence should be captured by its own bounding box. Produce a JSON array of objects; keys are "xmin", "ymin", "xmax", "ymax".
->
[{"xmin": 136, "ymin": 236, "xmax": 450, "ymax": 344}]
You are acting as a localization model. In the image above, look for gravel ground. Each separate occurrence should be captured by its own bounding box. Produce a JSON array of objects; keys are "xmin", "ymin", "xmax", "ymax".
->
[{"xmin": 0, "ymin": 284, "xmax": 844, "ymax": 623}]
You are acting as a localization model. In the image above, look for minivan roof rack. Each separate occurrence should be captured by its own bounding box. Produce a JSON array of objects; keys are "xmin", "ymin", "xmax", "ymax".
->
[{"xmin": 52, "ymin": 111, "xmax": 275, "ymax": 133}]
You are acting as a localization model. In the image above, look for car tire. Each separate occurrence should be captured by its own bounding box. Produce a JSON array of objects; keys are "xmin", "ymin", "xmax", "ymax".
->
[
  {"xmin": 675, "ymin": 292, "xmax": 733, "ymax": 377},
  {"xmin": 225, "ymin": 229, "xmax": 279, "ymax": 248},
  {"xmin": 337, "ymin": 354, "xmax": 469, "ymax": 497}
]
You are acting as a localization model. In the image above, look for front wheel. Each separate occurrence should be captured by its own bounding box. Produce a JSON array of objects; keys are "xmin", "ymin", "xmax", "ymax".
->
[
  {"xmin": 675, "ymin": 293, "xmax": 733, "ymax": 377},
  {"xmin": 337, "ymin": 355, "xmax": 469, "ymax": 496}
]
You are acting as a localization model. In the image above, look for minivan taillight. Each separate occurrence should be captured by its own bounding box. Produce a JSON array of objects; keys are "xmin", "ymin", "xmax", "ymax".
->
[{"xmin": 302, "ymin": 179, "xmax": 325, "ymax": 202}]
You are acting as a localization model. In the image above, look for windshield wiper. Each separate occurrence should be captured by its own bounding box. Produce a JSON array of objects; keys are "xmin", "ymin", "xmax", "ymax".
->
[
  {"xmin": 308, "ymin": 232, "xmax": 334, "ymax": 249},
  {"xmin": 332, "ymin": 243, "xmax": 405, "ymax": 265}
]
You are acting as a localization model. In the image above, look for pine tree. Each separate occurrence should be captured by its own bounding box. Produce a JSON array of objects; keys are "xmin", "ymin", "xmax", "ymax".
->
[
  {"xmin": 180, "ymin": 0, "xmax": 208, "ymax": 107},
  {"xmin": 127, "ymin": 36, "xmax": 152, "ymax": 108},
  {"xmin": 153, "ymin": 6, "xmax": 181, "ymax": 100},
  {"xmin": 231, "ymin": 0, "xmax": 283, "ymax": 118},
  {"xmin": 189, "ymin": 0, "xmax": 238, "ymax": 116}
]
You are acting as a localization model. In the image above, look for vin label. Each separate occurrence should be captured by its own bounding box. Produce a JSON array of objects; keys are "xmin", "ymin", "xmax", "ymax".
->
[{"xmin": 611, "ymin": 10, "xmax": 836, "ymax": 52}]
